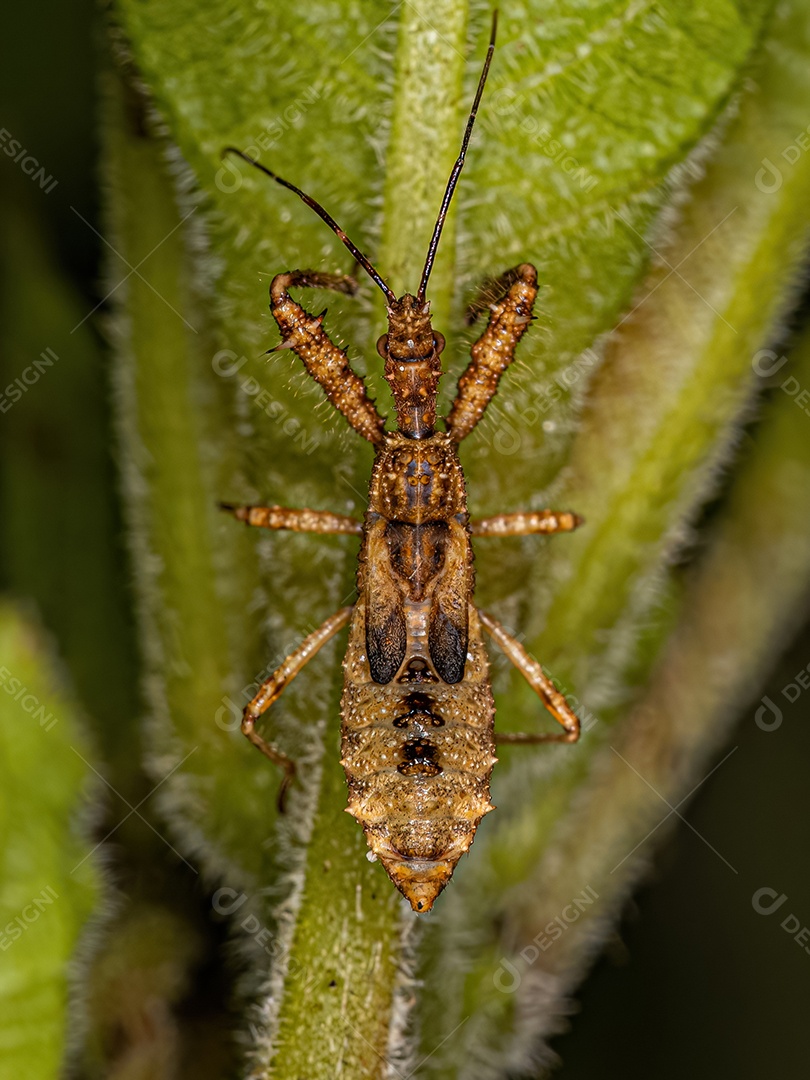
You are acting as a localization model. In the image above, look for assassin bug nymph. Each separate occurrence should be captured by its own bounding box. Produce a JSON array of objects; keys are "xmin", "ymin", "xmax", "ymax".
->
[{"xmin": 222, "ymin": 14, "xmax": 583, "ymax": 912}]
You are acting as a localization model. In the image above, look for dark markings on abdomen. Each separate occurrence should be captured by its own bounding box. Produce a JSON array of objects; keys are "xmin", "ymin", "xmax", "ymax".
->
[
  {"xmin": 393, "ymin": 691, "xmax": 444, "ymax": 728},
  {"xmin": 397, "ymin": 738, "xmax": 442, "ymax": 777}
]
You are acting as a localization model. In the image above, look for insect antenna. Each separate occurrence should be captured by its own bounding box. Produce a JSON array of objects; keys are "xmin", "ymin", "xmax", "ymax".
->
[
  {"xmin": 222, "ymin": 146, "xmax": 396, "ymax": 304},
  {"xmin": 416, "ymin": 11, "xmax": 498, "ymax": 303}
]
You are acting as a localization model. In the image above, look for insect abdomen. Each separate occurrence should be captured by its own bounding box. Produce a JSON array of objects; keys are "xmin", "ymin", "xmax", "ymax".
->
[{"xmin": 341, "ymin": 603, "xmax": 496, "ymax": 912}]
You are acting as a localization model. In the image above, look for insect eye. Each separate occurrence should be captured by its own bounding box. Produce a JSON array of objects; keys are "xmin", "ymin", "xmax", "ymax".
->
[
  {"xmin": 433, "ymin": 333, "xmax": 446, "ymax": 354},
  {"xmin": 376, "ymin": 334, "xmax": 389, "ymax": 358}
]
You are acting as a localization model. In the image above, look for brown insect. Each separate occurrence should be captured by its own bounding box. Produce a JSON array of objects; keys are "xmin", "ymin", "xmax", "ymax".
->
[{"xmin": 222, "ymin": 15, "xmax": 583, "ymax": 912}]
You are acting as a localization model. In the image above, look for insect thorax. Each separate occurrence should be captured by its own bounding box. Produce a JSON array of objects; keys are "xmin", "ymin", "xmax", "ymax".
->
[
  {"xmin": 358, "ymin": 432, "xmax": 472, "ymax": 684},
  {"xmin": 367, "ymin": 431, "xmax": 467, "ymax": 524}
]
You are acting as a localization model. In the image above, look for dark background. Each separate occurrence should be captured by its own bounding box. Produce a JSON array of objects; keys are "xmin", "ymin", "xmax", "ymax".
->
[{"xmin": 1, "ymin": 1, "xmax": 808, "ymax": 1076}]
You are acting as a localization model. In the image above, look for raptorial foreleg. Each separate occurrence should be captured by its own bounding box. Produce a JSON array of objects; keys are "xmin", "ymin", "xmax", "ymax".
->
[
  {"xmin": 270, "ymin": 270, "xmax": 386, "ymax": 445},
  {"xmin": 445, "ymin": 263, "xmax": 538, "ymax": 442}
]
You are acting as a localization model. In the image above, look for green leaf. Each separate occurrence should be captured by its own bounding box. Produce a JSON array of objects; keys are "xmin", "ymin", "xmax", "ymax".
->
[
  {"xmin": 0, "ymin": 603, "xmax": 103, "ymax": 1077},
  {"xmin": 104, "ymin": 0, "xmax": 810, "ymax": 1075}
]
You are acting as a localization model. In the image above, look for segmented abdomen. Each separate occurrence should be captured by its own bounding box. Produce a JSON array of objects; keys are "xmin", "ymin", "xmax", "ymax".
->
[{"xmin": 340, "ymin": 602, "xmax": 495, "ymax": 912}]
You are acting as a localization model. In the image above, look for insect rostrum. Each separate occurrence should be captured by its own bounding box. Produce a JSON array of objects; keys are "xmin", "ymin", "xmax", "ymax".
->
[{"xmin": 222, "ymin": 15, "xmax": 583, "ymax": 912}]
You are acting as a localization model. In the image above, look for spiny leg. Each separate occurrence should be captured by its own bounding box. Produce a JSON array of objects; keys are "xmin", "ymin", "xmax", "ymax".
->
[
  {"xmin": 220, "ymin": 503, "xmax": 362, "ymax": 535},
  {"xmin": 445, "ymin": 263, "xmax": 538, "ymax": 443},
  {"xmin": 471, "ymin": 510, "xmax": 584, "ymax": 537},
  {"xmin": 477, "ymin": 608, "xmax": 580, "ymax": 744},
  {"xmin": 270, "ymin": 271, "xmax": 386, "ymax": 445},
  {"xmin": 243, "ymin": 606, "xmax": 354, "ymax": 810}
]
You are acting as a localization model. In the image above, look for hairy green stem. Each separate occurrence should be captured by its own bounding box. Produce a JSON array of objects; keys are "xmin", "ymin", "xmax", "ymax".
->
[{"xmin": 379, "ymin": 0, "xmax": 469, "ymax": 314}]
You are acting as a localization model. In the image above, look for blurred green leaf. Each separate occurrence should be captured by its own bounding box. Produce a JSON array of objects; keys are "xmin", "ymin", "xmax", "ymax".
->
[
  {"xmin": 0, "ymin": 602, "xmax": 103, "ymax": 1078},
  {"xmin": 0, "ymin": 203, "xmax": 139, "ymax": 778},
  {"xmin": 82, "ymin": 902, "xmax": 206, "ymax": 1080}
]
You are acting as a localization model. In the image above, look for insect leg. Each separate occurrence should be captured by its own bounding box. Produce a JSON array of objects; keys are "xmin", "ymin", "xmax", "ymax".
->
[
  {"xmin": 477, "ymin": 608, "xmax": 579, "ymax": 744},
  {"xmin": 270, "ymin": 271, "xmax": 386, "ymax": 445},
  {"xmin": 470, "ymin": 510, "xmax": 583, "ymax": 537},
  {"xmin": 242, "ymin": 606, "xmax": 354, "ymax": 810},
  {"xmin": 220, "ymin": 503, "xmax": 362, "ymax": 535},
  {"xmin": 445, "ymin": 263, "xmax": 538, "ymax": 443}
]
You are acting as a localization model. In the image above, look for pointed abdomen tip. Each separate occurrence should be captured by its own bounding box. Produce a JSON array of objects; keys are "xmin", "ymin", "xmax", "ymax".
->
[{"xmin": 381, "ymin": 856, "xmax": 456, "ymax": 913}]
